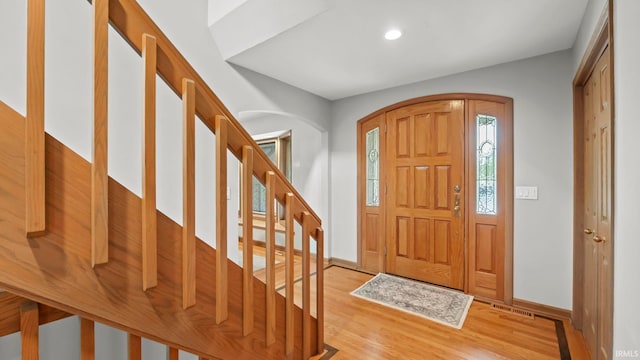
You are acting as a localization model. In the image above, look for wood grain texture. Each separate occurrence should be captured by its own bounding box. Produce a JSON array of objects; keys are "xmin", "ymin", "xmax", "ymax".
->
[
  {"xmin": 92, "ymin": 0, "xmax": 109, "ymax": 267},
  {"xmin": 168, "ymin": 347, "xmax": 179, "ymax": 360},
  {"xmin": 106, "ymin": 0, "xmax": 321, "ymax": 234},
  {"xmin": 315, "ymin": 228, "xmax": 324, "ymax": 355},
  {"xmin": 81, "ymin": 318, "xmax": 95, "ymax": 360},
  {"xmin": 0, "ymin": 291, "xmax": 70, "ymax": 337},
  {"xmin": 141, "ymin": 33, "xmax": 157, "ymax": 291},
  {"xmin": 356, "ymin": 114, "xmax": 385, "ymax": 274},
  {"xmin": 182, "ymin": 78, "xmax": 196, "ymax": 310},
  {"xmin": 25, "ymin": 0, "xmax": 46, "ymax": 237},
  {"xmin": 215, "ymin": 116, "xmax": 228, "ymax": 324},
  {"xmin": 315, "ymin": 266, "xmax": 576, "ymax": 359},
  {"xmin": 0, "ymin": 111, "xmax": 313, "ymax": 359},
  {"xmin": 265, "ymin": 171, "xmax": 276, "ymax": 345},
  {"xmin": 128, "ymin": 333, "xmax": 142, "ymax": 360},
  {"xmin": 20, "ymin": 301, "xmax": 39, "ymax": 360},
  {"xmin": 241, "ymin": 145, "xmax": 254, "ymax": 336},
  {"xmin": 301, "ymin": 212, "xmax": 312, "ymax": 360},
  {"xmin": 284, "ymin": 193, "xmax": 295, "ymax": 358}
]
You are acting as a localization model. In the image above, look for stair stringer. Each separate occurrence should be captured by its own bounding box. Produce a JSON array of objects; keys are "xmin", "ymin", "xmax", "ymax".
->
[{"xmin": 0, "ymin": 101, "xmax": 316, "ymax": 359}]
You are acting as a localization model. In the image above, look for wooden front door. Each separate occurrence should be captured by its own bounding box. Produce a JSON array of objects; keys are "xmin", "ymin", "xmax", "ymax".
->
[
  {"xmin": 386, "ymin": 100, "xmax": 465, "ymax": 289},
  {"xmin": 582, "ymin": 47, "xmax": 613, "ymax": 360}
]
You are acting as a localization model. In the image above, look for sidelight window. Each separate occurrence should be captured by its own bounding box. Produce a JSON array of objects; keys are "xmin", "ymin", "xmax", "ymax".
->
[
  {"xmin": 365, "ymin": 127, "xmax": 380, "ymax": 206},
  {"xmin": 476, "ymin": 115, "xmax": 497, "ymax": 215}
]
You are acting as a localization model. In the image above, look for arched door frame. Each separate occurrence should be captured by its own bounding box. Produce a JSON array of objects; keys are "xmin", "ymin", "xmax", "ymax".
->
[{"xmin": 356, "ymin": 93, "xmax": 514, "ymax": 304}]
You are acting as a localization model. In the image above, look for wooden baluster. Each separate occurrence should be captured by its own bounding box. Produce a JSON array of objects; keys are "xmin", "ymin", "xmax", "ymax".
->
[
  {"xmin": 20, "ymin": 302, "xmax": 39, "ymax": 360},
  {"xmin": 25, "ymin": 0, "xmax": 45, "ymax": 237},
  {"xmin": 265, "ymin": 171, "xmax": 276, "ymax": 345},
  {"xmin": 284, "ymin": 193, "xmax": 295, "ymax": 357},
  {"xmin": 128, "ymin": 334, "xmax": 142, "ymax": 360},
  {"xmin": 215, "ymin": 116, "xmax": 228, "ymax": 324},
  {"xmin": 167, "ymin": 347, "xmax": 179, "ymax": 360},
  {"xmin": 302, "ymin": 212, "xmax": 312, "ymax": 359},
  {"xmin": 182, "ymin": 78, "xmax": 196, "ymax": 309},
  {"xmin": 92, "ymin": 0, "xmax": 109, "ymax": 267},
  {"xmin": 80, "ymin": 318, "xmax": 95, "ymax": 360},
  {"xmin": 141, "ymin": 33, "xmax": 158, "ymax": 291},
  {"xmin": 241, "ymin": 145, "xmax": 254, "ymax": 336},
  {"xmin": 316, "ymin": 227, "xmax": 325, "ymax": 355}
]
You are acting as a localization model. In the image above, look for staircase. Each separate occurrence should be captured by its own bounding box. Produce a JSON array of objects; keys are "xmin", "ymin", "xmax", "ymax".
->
[{"xmin": 0, "ymin": 0, "xmax": 324, "ymax": 359}]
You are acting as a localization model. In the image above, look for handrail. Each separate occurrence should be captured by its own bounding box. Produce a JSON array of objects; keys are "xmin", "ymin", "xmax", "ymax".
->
[{"xmin": 103, "ymin": 0, "xmax": 321, "ymax": 233}]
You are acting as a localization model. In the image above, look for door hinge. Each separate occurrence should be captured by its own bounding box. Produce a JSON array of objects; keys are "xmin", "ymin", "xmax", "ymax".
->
[
  {"xmin": 384, "ymin": 245, "xmax": 387, "ymax": 256},
  {"xmin": 385, "ymin": 184, "xmax": 388, "ymax": 195}
]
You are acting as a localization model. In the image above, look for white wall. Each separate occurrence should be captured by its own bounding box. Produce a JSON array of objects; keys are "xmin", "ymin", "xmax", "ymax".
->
[
  {"xmin": 612, "ymin": 0, "xmax": 640, "ymax": 356},
  {"xmin": 330, "ymin": 50, "xmax": 574, "ymax": 309}
]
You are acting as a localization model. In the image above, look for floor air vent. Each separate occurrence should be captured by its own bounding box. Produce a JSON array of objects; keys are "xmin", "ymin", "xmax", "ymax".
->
[{"xmin": 490, "ymin": 303, "xmax": 535, "ymax": 319}]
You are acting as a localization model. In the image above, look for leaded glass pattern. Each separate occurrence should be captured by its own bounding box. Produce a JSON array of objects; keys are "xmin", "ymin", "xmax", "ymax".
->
[
  {"xmin": 366, "ymin": 128, "xmax": 380, "ymax": 206},
  {"xmin": 252, "ymin": 142, "xmax": 276, "ymax": 213},
  {"xmin": 476, "ymin": 115, "xmax": 497, "ymax": 215}
]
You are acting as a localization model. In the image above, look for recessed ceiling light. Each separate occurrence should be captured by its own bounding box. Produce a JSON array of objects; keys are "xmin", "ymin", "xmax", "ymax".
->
[{"xmin": 384, "ymin": 29, "xmax": 402, "ymax": 40}]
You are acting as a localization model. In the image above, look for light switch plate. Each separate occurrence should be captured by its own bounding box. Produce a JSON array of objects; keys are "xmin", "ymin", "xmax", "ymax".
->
[{"xmin": 515, "ymin": 186, "xmax": 538, "ymax": 200}]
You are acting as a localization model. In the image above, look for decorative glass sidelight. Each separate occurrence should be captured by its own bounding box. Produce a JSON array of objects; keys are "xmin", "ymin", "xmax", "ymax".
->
[
  {"xmin": 476, "ymin": 115, "xmax": 497, "ymax": 214},
  {"xmin": 366, "ymin": 127, "xmax": 380, "ymax": 206}
]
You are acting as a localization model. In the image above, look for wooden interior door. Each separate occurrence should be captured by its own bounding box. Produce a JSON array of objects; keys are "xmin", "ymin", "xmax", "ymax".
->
[
  {"xmin": 386, "ymin": 100, "xmax": 465, "ymax": 289},
  {"xmin": 582, "ymin": 47, "xmax": 613, "ymax": 360}
]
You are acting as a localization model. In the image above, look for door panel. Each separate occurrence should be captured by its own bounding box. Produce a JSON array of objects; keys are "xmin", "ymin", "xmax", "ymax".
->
[
  {"xmin": 386, "ymin": 100, "xmax": 465, "ymax": 289},
  {"xmin": 594, "ymin": 48, "xmax": 612, "ymax": 360},
  {"xmin": 467, "ymin": 100, "xmax": 509, "ymax": 301},
  {"xmin": 358, "ymin": 114, "xmax": 385, "ymax": 273},
  {"xmin": 582, "ymin": 47, "xmax": 613, "ymax": 360}
]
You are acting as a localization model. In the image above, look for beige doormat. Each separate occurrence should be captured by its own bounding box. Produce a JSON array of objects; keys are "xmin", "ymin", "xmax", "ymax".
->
[{"xmin": 350, "ymin": 273, "xmax": 473, "ymax": 329}]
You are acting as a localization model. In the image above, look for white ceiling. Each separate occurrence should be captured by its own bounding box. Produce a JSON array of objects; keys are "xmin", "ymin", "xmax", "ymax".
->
[{"xmin": 210, "ymin": 0, "xmax": 589, "ymax": 100}]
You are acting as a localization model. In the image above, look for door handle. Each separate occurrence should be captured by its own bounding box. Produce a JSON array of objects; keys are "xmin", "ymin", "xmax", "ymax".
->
[
  {"xmin": 584, "ymin": 228, "xmax": 594, "ymax": 235},
  {"xmin": 593, "ymin": 235, "xmax": 606, "ymax": 243},
  {"xmin": 453, "ymin": 193, "xmax": 461, "ymax": 217}
]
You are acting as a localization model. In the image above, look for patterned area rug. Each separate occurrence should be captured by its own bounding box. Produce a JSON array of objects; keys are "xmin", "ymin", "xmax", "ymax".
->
[{"xmin": 351, "ymin": 273, "xmax": 473, "ymax": 329}]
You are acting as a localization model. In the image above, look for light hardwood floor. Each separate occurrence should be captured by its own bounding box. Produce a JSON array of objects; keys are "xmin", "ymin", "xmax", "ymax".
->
[{"xmin": 244, "ymin": 244, "xmax": 590, "ymax": 359}]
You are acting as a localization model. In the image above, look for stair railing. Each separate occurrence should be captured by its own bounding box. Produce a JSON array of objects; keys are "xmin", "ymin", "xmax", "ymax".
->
[{"xmin": 22, "ymin": 0, "xmax": 325, "ymax": 357}]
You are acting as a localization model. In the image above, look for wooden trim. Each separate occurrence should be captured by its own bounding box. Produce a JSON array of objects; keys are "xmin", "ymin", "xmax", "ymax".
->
[
  {"xmin": 92, "ymin": 0, "xmax": 109, "ymax": 267},
  {"xmin": 284, "ymin": 193, "xmax": 295, "ymax": 358},
  {"xmin": 20, "ymin": 301, "xmax": 39, "ymax": 360},
  {"xmin": 571, "ymin": 3, "xmax": 611, "ymax": 331},
  {"xmin": 356, "ymin": 93, "xmax": 514, "ymax": 126},
  {"xmin": 315, "ymin": 228, "xmax": 325, "ymax": 355},
  {"xmin": 512, "ymin": 298, "xmax": 572, "ymax": 321},
  {"xmin": 106, "ymin": 0, "xmax": 321, "ymax": 232},
  {"xmin": 302, "ymin": 212, "xmax": 312, "ymax": 360},
  {"xmin": 141, "ymin": 33, "xmax": 158, "ymax": 291},
  {"xmin": 0, "ymin": 292, "xmax": 71, "ymax": 337},
  {"xmin": 81, "ymin": 318, "xmax": 95, "ymax": 360},
  {"xmin": 265, "ymin": 171, "xmax": 276, "ymax": 345},
  {"xmin": 215, "ymin": 116, "xmax": 228, "ymax": 324},
  {"xmin": 167, "ymin": 347, "xmax": 179, "ymax": 360},
  {"xmin": 328, "ymin": 258, "xmax": 359, "ymax": 271},
  {"xmin": 502, "ymin": 99, "xmax": 514, "ymax": 305},
  {"xmin": 182, "ymin": 78, "xmax": 196, "ymax": 309},
  {"xmin": 25, "ymin": 0, "xmax": 46, "ymax": 237},
  {"xmin": 128, "ymin": 333, "xmax": 142, "ymax": 360},
  {"xmin": 241, "ymin": 145, "xmax": 254, "ymax": 336}
]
